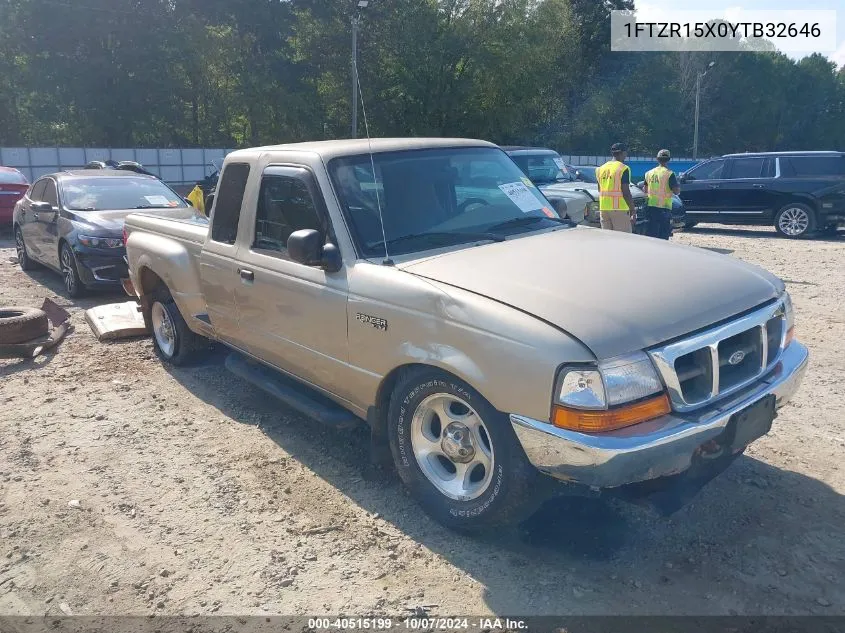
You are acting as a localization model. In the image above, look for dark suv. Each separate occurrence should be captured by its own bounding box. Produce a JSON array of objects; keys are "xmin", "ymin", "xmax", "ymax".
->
[{"xmin": 678, "ymin": 151, "xmax": 845, "ymax": 238}]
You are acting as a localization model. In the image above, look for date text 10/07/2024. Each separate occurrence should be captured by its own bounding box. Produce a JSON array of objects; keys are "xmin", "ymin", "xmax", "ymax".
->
[{"xmin": 308, "ymin": 618, "xmax": 528, "ymax": 631}]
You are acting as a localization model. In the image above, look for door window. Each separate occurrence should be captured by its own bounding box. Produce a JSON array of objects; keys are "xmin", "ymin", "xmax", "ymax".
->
[
  {"xmin": 688, "ymin": 159, "xmax": 725, "ymax": 180},
  {"xmin": 42, "ymin": 180, "xmax": 59, "ymax": 207},
  {"xmin": 781, "ymin": 156, "xmax": 845, "ymax": 177},
  {"xmin": 727, "ymin": 158, "xmax": 765, "ymax": 179},
  {"xmin": 210, "ymin": 163, "xmax": 251, "ymax": 244},
  {"xmin": 29, "ymin": 179, "xmax": 48, "ymax": 201},
  {"xmin": 252, "ymin": 174, "xmax": 323, "ymax": 256}
]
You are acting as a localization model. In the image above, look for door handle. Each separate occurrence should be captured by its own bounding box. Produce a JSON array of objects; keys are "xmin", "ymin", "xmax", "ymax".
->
[
  {"xmin": 708, "ymin": 185, "xmax": 720, "ymax": 189},
  {"xmin": 752, "ymin": 184, "xmax": 765, "ymax": 189},
  {"xmin": 239, "ymin": 268, "xmax": 254, "ymax": 282}
]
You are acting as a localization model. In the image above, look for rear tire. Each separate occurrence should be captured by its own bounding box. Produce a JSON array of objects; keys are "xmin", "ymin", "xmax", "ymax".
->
[
  {"xmin": 149, "ymin": 287, "xmax": 205, "ymax": 366},
  {"xmin": 387, "ymin": 368, "xmax": 541, "ymax": 532},
  {"xmin": 14, "ymin": 227, "xmax": 36, "ymax": 271},
  {"xmin": 775, "ymin": 203, "xmax": 816, "ymax": 239}
]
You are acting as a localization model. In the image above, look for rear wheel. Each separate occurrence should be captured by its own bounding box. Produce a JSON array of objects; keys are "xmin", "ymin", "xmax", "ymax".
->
[
  {"xmin": 775, "ymin": 203, "xmax": 816, "ymax": 239},
  {"xmin": 387, "ymin": 368, "xmax": 541, "ymax": 532},
  {"xmin": 14, "ymin": 227, "xmax": 36, "ymax": 271},
  {"xmin": 60, "ymin": 243, "xmax": 85, "ymax": 298},
  {"xmin": 150, "ymin": 287, "xmax": 205, "ymax": 365}
]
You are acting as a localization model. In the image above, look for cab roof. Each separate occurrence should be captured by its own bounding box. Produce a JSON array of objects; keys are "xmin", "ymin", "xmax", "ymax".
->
[{"xmin": 225, "ymin": 138, "xmax": 498, "ymax": 162}]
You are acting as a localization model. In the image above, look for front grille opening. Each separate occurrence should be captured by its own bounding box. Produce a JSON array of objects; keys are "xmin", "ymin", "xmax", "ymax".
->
[
  {"xmin": 718, "ymin": 327, "xmax": 763, "ymax": 391},
  {"xmin": 766, "ymin": 316, "xmax": 784, "ymax": 366},
  {"xmin": 675, "ymin": 347, "xmax": 713, "ymax": 403}
]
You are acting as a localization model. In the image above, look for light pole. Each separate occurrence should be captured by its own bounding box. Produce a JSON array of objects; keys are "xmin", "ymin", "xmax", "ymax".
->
[
  {"xmin": 693, "ymin": 60, "xmax": 715, "ymax": 160},
  {"xmin": 351, "ymin": 0, "xmax": 368, "ymax": 138}
]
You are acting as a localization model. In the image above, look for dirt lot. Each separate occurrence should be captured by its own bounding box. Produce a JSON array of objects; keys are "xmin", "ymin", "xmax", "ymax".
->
[{"xmin": 0, "ymin": 225, "xmax": 843, "ymax": 617}]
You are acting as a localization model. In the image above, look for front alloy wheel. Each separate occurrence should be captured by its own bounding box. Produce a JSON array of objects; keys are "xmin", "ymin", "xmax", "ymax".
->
[
  {"xmin": 60, "ymin": 244, "xmax": 84, "ymax": 297},
  {"xmin": 411, "ymin": 394, "xmax": 494, "ymax": 501}
]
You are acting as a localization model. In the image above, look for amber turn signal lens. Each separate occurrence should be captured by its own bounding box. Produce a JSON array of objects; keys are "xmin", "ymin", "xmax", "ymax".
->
[
  {"xmin": 785, "ymin": 326, "xmax": 795, "ymax": 348},
  {"xmin": 552, "ymin": 394, "xmax": 671, "ymax": 433}
]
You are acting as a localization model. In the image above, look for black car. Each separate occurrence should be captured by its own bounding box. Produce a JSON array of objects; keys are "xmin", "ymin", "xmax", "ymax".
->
[
  {"xmin": 678, "ymin": 151, "xmax": 845, "ymax": 238},
  {"xmin": 13, "ymin": 170, "xmax": 189, "ymax": 297}
]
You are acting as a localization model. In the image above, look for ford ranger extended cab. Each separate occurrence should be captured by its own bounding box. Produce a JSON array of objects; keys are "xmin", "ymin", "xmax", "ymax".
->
[{"xmin": 124, "ymin": 138, "xmax": 808, "ymax": 531}]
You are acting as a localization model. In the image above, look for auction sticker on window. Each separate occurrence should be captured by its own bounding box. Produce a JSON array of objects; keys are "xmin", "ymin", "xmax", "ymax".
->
[
  {"xmin": 144, "ymin": 195, "xmax": 171, "ymax": 206},
  {"xmin": 499, "ymin": 181, "xmax": 542, "ymax": 213},
  {"xmin": 553, "ymin": 157, "xmax": 568, "ymax": 172}
]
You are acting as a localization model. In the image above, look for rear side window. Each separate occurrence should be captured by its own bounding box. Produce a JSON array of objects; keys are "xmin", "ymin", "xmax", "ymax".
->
[
  {"xmin": 210, "ymin": 163, "xmax": 251, "ymax": 244},
  {"xmin": 782, "ymin": 156, "xmax": 845, "ymax": 177},
  {"xmin": 728, "ymin": 157, "xmax": 765, "ymax": 179},
  {"xmin": 252, "ymin": 174, "xmax": 324, "ymax": 256}
]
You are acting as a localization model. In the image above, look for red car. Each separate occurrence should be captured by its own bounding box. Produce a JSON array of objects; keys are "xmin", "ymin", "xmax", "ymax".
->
[{"xmin": 0, "ymin": 167, "xmax": 29, "ymax": 226}]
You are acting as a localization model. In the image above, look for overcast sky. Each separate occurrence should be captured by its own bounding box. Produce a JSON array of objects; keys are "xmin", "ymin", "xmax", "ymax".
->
[{"xmin": 635, "ymin": 0, "xmax": 844, "ymax": 68}]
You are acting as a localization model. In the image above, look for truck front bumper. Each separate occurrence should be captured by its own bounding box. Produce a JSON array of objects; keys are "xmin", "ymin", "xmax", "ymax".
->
[{"xmin": 510, "ymin": 341, "xmax": 808, "ymax": 489}]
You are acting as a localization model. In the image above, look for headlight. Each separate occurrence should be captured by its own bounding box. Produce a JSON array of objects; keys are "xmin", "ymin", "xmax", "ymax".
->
[
  {"xmin": 78, "ymin": 235, "xmax": 123, "ymax": 249},
  {"xmin": 782, "ymin": 291, "xmax": 795, "ymax": 347},
  {"xmin": 553, "ymin": 352, "xmax": 670, "ymax": 433}
]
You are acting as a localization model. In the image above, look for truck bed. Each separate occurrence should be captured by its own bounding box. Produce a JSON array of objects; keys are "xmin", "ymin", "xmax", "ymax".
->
[{"xmin": 124, "ymin": 208, "xmax": 209, "ymax": 245}]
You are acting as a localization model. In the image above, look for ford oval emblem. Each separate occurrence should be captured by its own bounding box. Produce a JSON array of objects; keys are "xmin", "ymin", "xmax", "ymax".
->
[{"xmin": 728, "ymin": 350, "xmax": 746, "ymax": 366}]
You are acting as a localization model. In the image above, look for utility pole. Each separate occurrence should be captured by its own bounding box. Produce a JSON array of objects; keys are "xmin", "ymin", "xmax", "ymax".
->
[
  {"xmin": 693, "ymin": 61, "xmax": 715, "ymax": 160},
  {"xmin": 351, "ymin": 14, "xmax": 359, "ymax": 138}
]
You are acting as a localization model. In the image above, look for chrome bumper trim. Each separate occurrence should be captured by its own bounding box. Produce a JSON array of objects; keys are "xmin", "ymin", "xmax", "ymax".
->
[{"xmin": 510, "ymin": 341, "xmax": 808, "ymax": 489}]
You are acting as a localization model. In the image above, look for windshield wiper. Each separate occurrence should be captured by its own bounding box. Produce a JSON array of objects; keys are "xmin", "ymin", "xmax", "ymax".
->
[
  {"xmin": 366, "ymin": 231, "xmax": 505, "ymax": 252},
  {"xmin": 487, "ymin": 215, "xmax": 574, "ymax": 232},
  {"xmin": 134, "ymin": 204, "xmax": 181, "ymax": 209}
]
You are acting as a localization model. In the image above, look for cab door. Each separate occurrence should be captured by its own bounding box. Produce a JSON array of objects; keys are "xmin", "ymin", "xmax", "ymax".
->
[
  {"xmin": 718, "ymin": 157, "xmax": 778, "ymax": 222},
  {"xmin": 233, "ymin": 165, "xmax": 350, "ymax": 390}
]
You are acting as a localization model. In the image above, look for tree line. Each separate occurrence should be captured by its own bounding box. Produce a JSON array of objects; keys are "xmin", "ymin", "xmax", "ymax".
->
[{"xmin": 1, "ymin": 0, "xmax": 844, "ymax": 156}]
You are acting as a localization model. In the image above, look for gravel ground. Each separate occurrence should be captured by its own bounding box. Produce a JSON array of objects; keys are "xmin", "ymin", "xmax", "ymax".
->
[{"xmin": 0, "ymin": 225, "xmax": 843, "ymax": 617}]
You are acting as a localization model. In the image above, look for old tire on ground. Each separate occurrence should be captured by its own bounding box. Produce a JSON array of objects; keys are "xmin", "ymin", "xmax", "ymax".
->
[
  {"xmin": 149, "ymin": 287, "xmax": 205, "ymax": 366},
  {"xmin": 775, "ymin": 203, "xmax": 816, "ymax": 239},
  {"xmin": 0, "ymin": 307, "xmax": 49, "ymax": 344},
  {"xmin": 387, "ymin": 368, "xmax": 541, "ymax": 532},
  {"xmin": 14, "ymin": 227, "xmax": 37, "ymax": 271}
]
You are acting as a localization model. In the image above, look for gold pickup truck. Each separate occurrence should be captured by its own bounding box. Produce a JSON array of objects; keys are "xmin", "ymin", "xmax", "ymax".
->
[{"xmin": 124, "ymin": 138, "xmax": 808, "ymax": 531}]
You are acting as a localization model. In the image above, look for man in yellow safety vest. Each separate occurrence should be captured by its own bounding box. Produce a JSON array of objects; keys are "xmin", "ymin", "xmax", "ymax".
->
[
  {"xmin": 642, "ymin": 149, "xmax": 680, "ymax": 240},
  {"xmin": 596, "ymin": 142, "xmax": 635, "ymax": 232}
]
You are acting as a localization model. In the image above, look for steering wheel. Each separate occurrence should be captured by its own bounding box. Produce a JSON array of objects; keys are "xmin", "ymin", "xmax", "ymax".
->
[{"xmin": 458, "ymin": 198, "xmax": 490, "ymax": 213}]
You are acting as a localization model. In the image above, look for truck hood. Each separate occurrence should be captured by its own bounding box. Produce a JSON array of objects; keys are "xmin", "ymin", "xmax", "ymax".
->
[{"xmin": 399, "ymin": 227, "xmax": 784, "ymax": 359}]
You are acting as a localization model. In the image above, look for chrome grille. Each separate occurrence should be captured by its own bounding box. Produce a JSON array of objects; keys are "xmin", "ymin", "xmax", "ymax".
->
[{"xmin": 649, "ymin": 299, "xmax": 788, "ymax": 412}]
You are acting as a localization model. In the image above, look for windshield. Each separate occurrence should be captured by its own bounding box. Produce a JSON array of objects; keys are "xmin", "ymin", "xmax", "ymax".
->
[
  {"xmin": 508, "ymin": 152, "xmax": 575, "ymax": 184},
  {"xmin": 329, "ymin": 147, "xmax": 565, "ymax": 258},
  {"xmin": 61, "ymin": 177, "xmax": 187, "ymax": 211},
  {"xmin": 572, "ymin": 166, "xmax": 597, "ymax": 184}
]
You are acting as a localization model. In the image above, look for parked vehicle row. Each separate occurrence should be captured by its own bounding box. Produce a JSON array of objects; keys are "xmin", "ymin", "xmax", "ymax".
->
[{"xmin": 119, "ymin": 138, "xmax": 808, "ymax": 532}]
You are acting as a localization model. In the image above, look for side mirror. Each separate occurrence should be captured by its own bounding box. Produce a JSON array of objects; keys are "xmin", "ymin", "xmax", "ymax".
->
[
  {"xmin": 574, "ymin": 170, "xmax": 583, "ymax": 181},
  {"xmin": 636, "ymin": 180, "xmax": 646, "ymax": 189},
  {"xmin": 184, "ymin": 197, "xmax": 194, "ymax": 207},
  {"xmin": 287, "ymin": 229, "xmax": 342, "ymax": 273},
  {"xmin": 679, "ymin": 172, "xmax": 689, "ymax": 183},
  {"xmin": 31, "ymin": 201, "xmax": 53, "ymax": 213}
]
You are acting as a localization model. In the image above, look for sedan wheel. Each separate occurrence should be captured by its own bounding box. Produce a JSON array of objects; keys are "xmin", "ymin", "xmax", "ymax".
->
[
  {"xmin": 14, "ymin": 228, "xmax": 34, "ymax": 271},
  {"xmin": 60, "ymin": 244, "xmax": 84, "ymax": 297},
  {"xmin": 410, "ymin": 393, "xmax": 494, "ymax": 501}
]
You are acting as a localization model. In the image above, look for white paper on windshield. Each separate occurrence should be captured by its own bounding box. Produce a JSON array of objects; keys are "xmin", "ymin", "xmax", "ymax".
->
[
  {"xmin": 144, "ymin": 195, "xmax": 170, "ymax": 206},
  {"xmin": 499, "ymin": 181, "xmax": 543, "ymax": 213},
  {"xmin": 553, "ymin": 157, "xmax": 568, "ymax": 172}
]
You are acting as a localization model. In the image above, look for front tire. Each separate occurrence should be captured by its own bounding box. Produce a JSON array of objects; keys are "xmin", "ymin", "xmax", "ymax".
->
[
  {"xmin": 775, "ymin": 203, "xmax": 816, "ymax": 239},
  {"xmin": 387, "ymin": 368, "xmax": 540, "ymax": 532},
  {"xmin": 150, "ymin": 288, "xmax": 205, "ymax": 366},
  {"xmin": 60, "ymin": 243, "xmax": 85, "ymax": 298}
]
